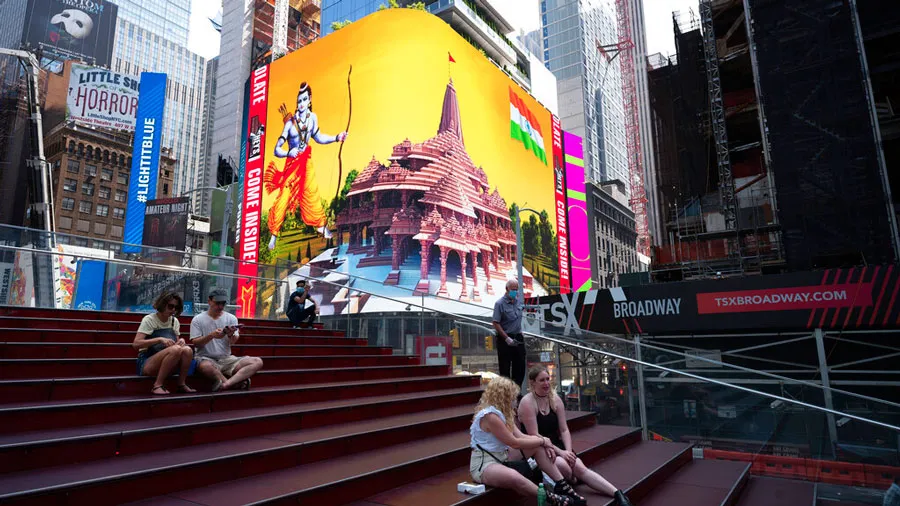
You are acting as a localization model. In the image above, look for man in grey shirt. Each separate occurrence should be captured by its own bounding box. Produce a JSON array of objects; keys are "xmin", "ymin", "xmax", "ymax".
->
[
  {"xmin": 492, "ymin": 279, "xmax": 526, "ymax": 389},
  {"xmin": 191, "ymin": 288, "xmax": 264, "ymax": 391}
]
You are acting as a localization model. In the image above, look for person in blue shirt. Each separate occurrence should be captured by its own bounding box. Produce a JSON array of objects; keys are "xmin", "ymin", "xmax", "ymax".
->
[{"xmin": 286, "ymin": 279, "xmax": 317, "ymax": 328}]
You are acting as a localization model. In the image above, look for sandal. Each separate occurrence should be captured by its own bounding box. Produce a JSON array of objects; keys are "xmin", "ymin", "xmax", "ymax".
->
[
  {"xmin": 151, "ymin": 385, "xmax": 169, "ymax": 395},
  {"xmin": 177, "ymin": 384, "xmax": 197, "ymax": 393},
  {"xmin": 546, "ymin": 491, "xmax": 574, "ymax": 506},
  {"xmin": 554, "ymin": 479, "xmax": 587, "ymax": 506},
  {"xmin": 615, "ymin": 490, "xmax": 634, "ymax": 506},
  {"xmin": 237, "ymin": 378, "xmax": 251, "ymax": 390}
]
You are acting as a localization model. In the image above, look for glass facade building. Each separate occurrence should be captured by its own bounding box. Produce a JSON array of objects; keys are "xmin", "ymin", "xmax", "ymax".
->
[
  {"xmin": 111, "ymin": 0, "xmax": 192, "ymax": 47},
  {"xmin": 541, "ymin": 0, "xmax": 627, "ymax": 188},
  {"xmin": 112, "ymin": 18, "xmax": 208, "ymax": 207},
  {"xmin": 322, "ymin": 0, "xmax": 392, "ymax": 36}
]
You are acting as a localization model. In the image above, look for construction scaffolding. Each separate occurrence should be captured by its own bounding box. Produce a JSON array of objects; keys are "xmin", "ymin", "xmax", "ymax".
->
[{"xmin": 647, "ymin": 2, "xmax": 785, "ymax": 282}]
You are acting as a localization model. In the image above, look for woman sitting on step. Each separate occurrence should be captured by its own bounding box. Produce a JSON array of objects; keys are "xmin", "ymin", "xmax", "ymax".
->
[
  {"xmin": 132, "ymin": 292, "xmax": 196, "ymax": 395},
  {"xmin": 469, "ymin": 376, "xmax": 580, "ymax": 505},
  {"xmin": 519, "ymin": 366, "xmax": 633, "ymax": 506}
]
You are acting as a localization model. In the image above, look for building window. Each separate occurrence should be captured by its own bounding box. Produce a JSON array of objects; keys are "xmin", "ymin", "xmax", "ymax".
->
[
  {"xmin": 117, "ymin": 172, "xmax": 128, "ymax": 185},
  {"xmin": 82, "ymin": 182, "xmax": 95, "ymax": 196},
  {"xmin": 67, "ymin": 160, "xmax": 80, "ymax": 173},
  {"xmin": 101, "ymin": 168, "xmax": 112, "ymax": 181},
  {"xmin": 113, "ymin": 207, "xmax": 125, "ymax": 220},
  {"xmin": 96, "ymin": 204, "xmax": 109, "ymax": 217},
  {"xmin": 109, "ymin": 243, "xmax": 121, "ymax": 253},
  {"xmin": 94, "ymin": 223, "xmax": 107, "ymax": 235},
  {"xmin": 76, "ymin": 219, "xmax": 90, "ymax": 232},
  {"xmin": 111, "ymin": 225, "xmax": 123, "ymax": 238},
  {"xmin": 99, "ymin": 186, "xmax": 111, "ymax": 199},
  {"xmin": 115, "ymin": 189, "xmax": 127, "ymax": 202},
  {"xmin": 58, "ymin": 216, "xmax": 72, "ymax": 229},
  {"xmin": 74, "ymin": 237, "xmax": 88, "ymax": 247},
  {"xmin": 92, "ymin": 240, "xmax": 106, "ymax": 249},
  {"xmin": 79, "ymin": 201, "xmax": 92, "ymax": 214},
  {"xmin": 61, "ymin": 197, "xmax": 75, "ymax": 211},
  {"xmin": 63, "ymin": 178, "xmax": 77, "ymax": 192},
  {"xmin": 85, "ymin": 164, "xmax": 98, "ymax": 177},
  {"xmin": 162, "ymin": 183, "xmax": 169, "ymax": 196}
]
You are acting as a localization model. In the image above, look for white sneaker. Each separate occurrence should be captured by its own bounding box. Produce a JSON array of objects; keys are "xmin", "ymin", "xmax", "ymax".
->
[
  {"xmin": 317, "ymin": 226, "xmax": 333, "ymax": 239},
  {"xmin": 268, "ymin": 235, "xmax": 277, "ymax": 250}
]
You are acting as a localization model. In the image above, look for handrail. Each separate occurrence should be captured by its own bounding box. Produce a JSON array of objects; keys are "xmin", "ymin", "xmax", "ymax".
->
[
  {"xmin": 3, "ymin": 243, "xmax": 899, "ymax": 435},
  {"xmin": 7, "ymin": 239, "xmax": 900, "ymax": 414}
]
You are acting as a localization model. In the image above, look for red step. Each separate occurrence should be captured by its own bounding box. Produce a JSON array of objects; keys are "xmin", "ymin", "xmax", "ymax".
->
[
  {"xmin": 0, "ymin": 329, "xmax": 358, "ymax": 344},
  {"xmin": 0, "ymin": 355, "xmax": 418, "ymax": 379},
  {"xmin": 0, "ymin": 375, "xmax": 481, "ymax": 433},
  {"xmin": 0, "ymin": 308, "xmax": 320, "ymax": 330},
  {"xmin": 0, "ymin": 317, "xmax": 338, "ymax": 336},
  {"xmin": 0, "ymin": 365, "xmax": 451, "ymax": 403},
  {"xmin": 736, "ymin": 476, "xmax": 815, "ymax": 506},
  {"xmin": 0, "ymin": 342, "xmax": 383, "ymax": 359},
  {"xmin": 0, "ymin": 387, "xmax": 484, "ymax": 474},
  {"xmin": 639, "ymin": 459, "xmax": 750, "ymax": 506},
  {"xmin": 119, "ymin": 419, "xmax": 630, "ymax": 506}
]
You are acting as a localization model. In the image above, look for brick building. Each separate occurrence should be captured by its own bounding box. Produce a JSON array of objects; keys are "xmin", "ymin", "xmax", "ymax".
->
[{"xmin": 44, "ymin": 122, "xmax": 175, "ymax": 251}]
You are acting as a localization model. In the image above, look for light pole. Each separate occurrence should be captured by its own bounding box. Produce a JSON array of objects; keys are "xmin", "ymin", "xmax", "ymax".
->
[{"xmin": 514, "ymin": 204, "xmax": 541, "ymax": 305}]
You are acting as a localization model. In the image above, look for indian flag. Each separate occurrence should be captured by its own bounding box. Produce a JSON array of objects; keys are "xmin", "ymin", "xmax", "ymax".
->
[{"xmin": 509, "ymin": 87, "xmax": 547, "ymax": 165}]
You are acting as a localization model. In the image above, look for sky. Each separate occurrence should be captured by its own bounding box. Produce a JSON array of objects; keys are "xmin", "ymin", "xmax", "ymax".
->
[{"xmin": 186, "ymin": 0, "xmax": 699, "ymax": 62}]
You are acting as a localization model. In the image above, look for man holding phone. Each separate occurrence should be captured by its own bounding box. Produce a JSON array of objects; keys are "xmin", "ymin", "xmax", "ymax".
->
[
  {"xmin": 191, "ymin": 288, "xmax": 263, "ymax": 391},
  {"xmin": 286, "ymin": 279, "xmax": 318, "ymax": 328}
]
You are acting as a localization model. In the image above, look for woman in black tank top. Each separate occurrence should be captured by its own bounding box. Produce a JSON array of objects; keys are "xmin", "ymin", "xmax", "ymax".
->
[{"xmin": 519, "ymin": 366, "xmax": 634, "ymax": 506}]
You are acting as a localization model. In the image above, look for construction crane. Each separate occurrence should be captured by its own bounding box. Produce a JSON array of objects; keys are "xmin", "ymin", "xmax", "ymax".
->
[{"xmin": 596, "ymin": 0, "xmax": 651, "ymax": 257}]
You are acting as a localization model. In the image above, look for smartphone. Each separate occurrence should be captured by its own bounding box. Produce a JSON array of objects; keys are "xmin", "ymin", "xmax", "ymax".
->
[{"xmin": 225, "ymin": 324, "xmax": 245, "ymax": 332}]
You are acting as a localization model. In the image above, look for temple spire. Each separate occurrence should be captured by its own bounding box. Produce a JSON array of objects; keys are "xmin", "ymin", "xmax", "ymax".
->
[{"xmin": 437, "ymin": 78, "xmax": 463, "ymax": 143}]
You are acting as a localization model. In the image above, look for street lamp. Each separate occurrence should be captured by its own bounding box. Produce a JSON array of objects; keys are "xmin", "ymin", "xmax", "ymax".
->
[{"xmin": 514, "ymin": 204, "xmax": 541, "ymax": 305}]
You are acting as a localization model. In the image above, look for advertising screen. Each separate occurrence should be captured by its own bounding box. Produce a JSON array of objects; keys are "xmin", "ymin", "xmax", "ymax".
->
[
  {"xmin": 563, "ymin": 131, "xmax": 593, "ymax": 292},
  {"xmin": 123, "ymin": 72, "xmax": 167, "ymax": 254},
  {"xmin": 22, "ymin": 0, "xmax": 118, "ymax": 69},
  {"xmin": 142, "ymin": 197, "xmax": 190, "ymax": 251},
  {"xmin": 67, "ymin": 63, "xmax": 140, "ymax": 131},
  {"xmin": 237, "ymin": 9, "xmax": 562, "ymax": 317}
]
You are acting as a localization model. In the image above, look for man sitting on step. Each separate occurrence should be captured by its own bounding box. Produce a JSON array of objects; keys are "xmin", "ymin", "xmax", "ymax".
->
[{"xmin": 190, "ymin": 288, "xmax": 264, "ymax": 391}]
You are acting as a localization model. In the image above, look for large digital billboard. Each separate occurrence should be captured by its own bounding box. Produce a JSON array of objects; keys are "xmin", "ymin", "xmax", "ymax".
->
[
  {"xmin": 237, "ymin": 9, "xmax": 563, "ymax": 317},
  {"xmin": 22, "ymin": 0, "xmax": 118, "ymax": 69},
  {"xmin": 564, "ymin": 131, "xmax": 593, "ymax": 292},
  {"xmin": 67, "ymin": 63, "xmax": 141, "ymax": 131},
  {"xmin": 142, "ymin": 197, "xmax": 190, "ymax": 251}
]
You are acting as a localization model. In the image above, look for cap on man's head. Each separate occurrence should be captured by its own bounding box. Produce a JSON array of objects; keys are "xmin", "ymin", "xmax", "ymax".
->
[{"xmin": 208, "ymin": 288, "xmax": 229, "ymax": 303}]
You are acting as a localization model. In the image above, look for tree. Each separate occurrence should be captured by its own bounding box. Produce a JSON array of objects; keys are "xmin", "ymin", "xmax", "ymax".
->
[
  {"xmin": 538, "ymin": 210, "xmax": 554, "ymax": 260},
  {"xmin": 330, "ymin": 20, "xmax": 352, "ymax": 31},
  {"xmin": 522, "ymin": 214, "xmax": 540, "ymax": 256},
  {"xmin": 305, "ymin": 242, "xmax": 312, "ymax": 262},
  {"xmin": 407, "ymin": 1, "xmax": 426, "ymax": 9},
  {"xmin": 296, "ymin": 247, "xmax": 302, "ymax": 263},
  {"xmin": 328, "ymin": 169, "xmax": 360, "ymax": 218},
  {"xmin": 377, "ymin": 0, "xmax": 400, "ymax": 9},
  {"xmin": 258, "ymin": 212, "xmax": 275, "ymax": 264}
]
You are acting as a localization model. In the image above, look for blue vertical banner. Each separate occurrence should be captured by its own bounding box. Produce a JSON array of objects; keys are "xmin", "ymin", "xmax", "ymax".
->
[
  {"xmin": 73, "ymin": 260, "xmax": 107, "ymax": 310},
  {"xmin": 123, "ymin": 72, "xmax": 167, "ymax": 253}
]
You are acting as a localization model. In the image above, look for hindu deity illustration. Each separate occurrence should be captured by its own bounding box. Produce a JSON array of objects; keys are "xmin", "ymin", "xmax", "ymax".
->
[{"xmin": 264, "ymin": 82, "xmax": 348, "ymax": 250}]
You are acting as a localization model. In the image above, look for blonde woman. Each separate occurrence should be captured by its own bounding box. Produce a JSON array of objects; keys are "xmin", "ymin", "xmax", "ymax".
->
[
  {"xmin": 469, "ymin": 376, "xmax": 580, "ymax": 505},
  {"xmin": 519, "ymin": 366, "xmax": 634, "ymax": 506}
]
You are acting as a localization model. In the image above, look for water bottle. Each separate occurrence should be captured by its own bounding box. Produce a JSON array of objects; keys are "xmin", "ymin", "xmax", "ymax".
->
[{"xmin": 537, "ymin": 483, "xmax": 547, "ymax": 506}]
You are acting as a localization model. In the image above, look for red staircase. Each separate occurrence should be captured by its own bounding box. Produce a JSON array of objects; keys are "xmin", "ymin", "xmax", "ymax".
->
[{"xmin": 0, "ymin": 307, "xmax": 816, "ymax": 505}]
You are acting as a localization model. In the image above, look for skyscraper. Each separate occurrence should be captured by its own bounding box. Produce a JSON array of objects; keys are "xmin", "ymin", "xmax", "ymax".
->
[
  {"xmin": 541, "ymin": 0, "xmax": 627, "ymax": 186},
  {"xmin": 109, "ymin": 0, "xmax": 192, "ymax": 47},
  {"xmin": 111, "ymin": 18, "xmax": 208, "ymax": 209}
]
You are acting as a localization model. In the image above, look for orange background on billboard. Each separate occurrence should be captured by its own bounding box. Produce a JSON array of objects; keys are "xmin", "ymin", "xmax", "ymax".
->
[{"xmin": 262, "ymin": 8, "xmax": 555, "ymax": 227}]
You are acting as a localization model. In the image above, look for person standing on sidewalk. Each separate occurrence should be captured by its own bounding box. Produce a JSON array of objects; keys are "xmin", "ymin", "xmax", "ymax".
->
[{"xmin": 493, "ymin": 279, "xmax": 526, "ymax": 391}]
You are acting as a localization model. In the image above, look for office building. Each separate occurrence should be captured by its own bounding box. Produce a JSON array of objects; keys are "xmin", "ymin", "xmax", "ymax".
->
[
  {"xmin": 111, "ymin": 18, "xmax": 208, "ymax": 212},
  {"xmin": 210, "ymin": 0, "xmax": 321, "ymax": 207},
  {"xmin": 111, "ymin": 0, "xmax": 192, "ymax": 47},
  {"xmin": 587, "ymin": 179, "xmax": 641, "ymax": 288},
  {"xmin": 648, "ymin": 0, "xmax": 899, "ymax": 280},
  {"xmin": 44, "ymin": 122, "xmax": 174, "ymax": 250},
  {"xmin": 198, "ymin": 56, "xmax": 219, "ymax": 215},
  {"xmin": 541, "ymin": 0, "xmax": 627, "ymax": 187}
]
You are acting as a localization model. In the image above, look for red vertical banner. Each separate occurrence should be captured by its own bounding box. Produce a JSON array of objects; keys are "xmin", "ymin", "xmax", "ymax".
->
[
  {"xmin": 551, "ymin": 114, "xmax": 570, "ymax": 293},
  {"xmin": 236, "ymin": 65, "xmax": 270, "ymax": 318}
]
